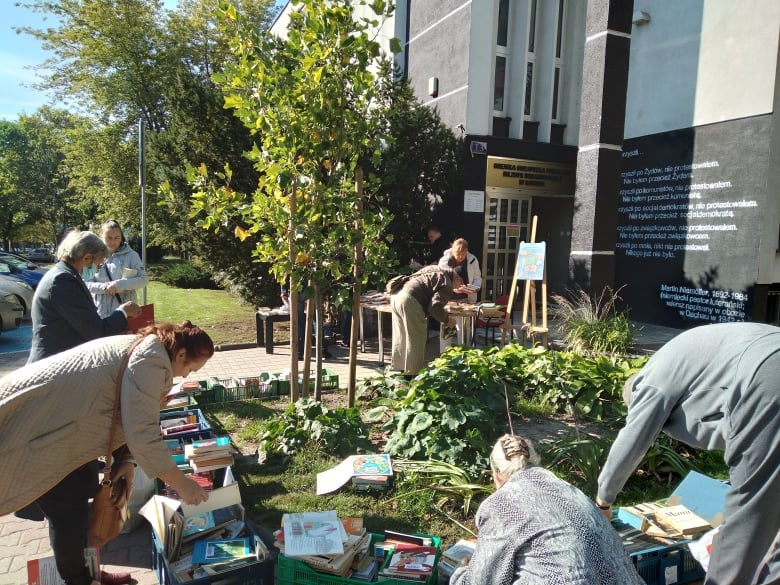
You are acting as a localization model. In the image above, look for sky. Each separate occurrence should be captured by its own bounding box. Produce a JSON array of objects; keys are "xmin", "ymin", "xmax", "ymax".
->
[
  {"xmin": 0, "ymin": 1, "xmax": 287, "ymax": 122},
  {"xmin": 0, "ymin": 2, "xmax": 55, "ymax": 121},
  {"xmin": 0, "ymin": 0, "xmax": 181, "ymax": 122}
]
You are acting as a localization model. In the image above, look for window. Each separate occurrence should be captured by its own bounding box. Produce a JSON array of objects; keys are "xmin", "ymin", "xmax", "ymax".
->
[
  {"xmin": 524, "ymin": 0, "xmax": 538, "ymax": 119},
  {"xmin": 494, "ymin": 56, "xmax": 507, "ymax": 111},
  {"xmin": 552, "ymin": 0, "xmax": 566, "ymax": 122},
  {"xmin": 494, "ymin": 0, "xmax": 510, "ymax": 116},
  {"xmin": 497, "ymin": 0, "xmax": 509, "ymax": 47}
]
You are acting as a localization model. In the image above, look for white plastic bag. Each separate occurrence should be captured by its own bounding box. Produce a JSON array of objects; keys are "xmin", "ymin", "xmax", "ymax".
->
[{"xmin": 687, "ymin": 526, "xmax": 720, "ymax": 571}]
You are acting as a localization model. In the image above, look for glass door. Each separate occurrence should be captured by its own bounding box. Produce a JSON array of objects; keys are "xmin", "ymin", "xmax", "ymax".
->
[{"xmin": 481, "ymin": 189, "xmax": 531, "ymax": 301}]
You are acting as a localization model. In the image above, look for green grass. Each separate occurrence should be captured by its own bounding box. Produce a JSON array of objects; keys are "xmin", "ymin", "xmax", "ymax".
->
[{"xmin": 145, "ymin": 281, "xmax": 258, "ymax": 346}]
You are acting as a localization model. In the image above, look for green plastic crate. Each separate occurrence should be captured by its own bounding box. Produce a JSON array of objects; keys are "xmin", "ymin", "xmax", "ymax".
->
[
  {"xmin": 276, "ymin": 369, "xmax": 340, "ymax": 395},
  {"xmin": 277, "ymin": 533, "xmax": 439, "ymax": 585},
  {"xmin": 198, "ymin": 374, "xmax": 277, "ymax": 402}
]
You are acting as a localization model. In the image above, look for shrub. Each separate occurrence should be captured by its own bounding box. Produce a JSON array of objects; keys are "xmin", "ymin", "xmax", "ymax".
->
[
  {"xmin": 158, "ymin": 260, "xmax": 216, "ymax": 289},
  {"xmin": 257, "ymin": 397, "xmax": 372, "ymax": 459},
  {"xmin": 551, "ymin": 286, "xmax": 635, "ymax": 355},
  {"xmin": 361, "ymin": 344, "xmax": 647, "ymax": 477}
]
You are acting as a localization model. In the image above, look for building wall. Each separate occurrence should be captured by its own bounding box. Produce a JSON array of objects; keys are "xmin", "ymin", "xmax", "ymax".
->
[
  {"xmin": 404, "ymin": 0, "xmax": 472, "ymax": 130},
  {"xmin": 625, "ymin": 0, "xmax": 780, "ymax": 138},
  {"xmin": 615, "ymin": 0, "xmax": 780, "ymax": 325}
]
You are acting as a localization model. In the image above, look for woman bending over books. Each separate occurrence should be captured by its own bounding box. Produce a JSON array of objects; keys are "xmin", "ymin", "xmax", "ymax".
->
[
  {"xmin": 0, "ymin": 321, "xmax": 214, "ymax": 585},
  {"xmin": 449, "ymin": 434, "xmax": 643, "ymax": 585}
]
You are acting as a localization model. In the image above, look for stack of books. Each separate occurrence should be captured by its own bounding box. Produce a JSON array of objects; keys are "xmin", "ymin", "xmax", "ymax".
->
[
  {"xmin": 160, "ymin": 412, "xmax": 200, "ymax": 436},
  {"xmin": 437, "ymin": 538, "xmax": 476, "ymax": 579},
  {"xmin": 378, "ymin": 545, "xmax": 437, "ymax": 581},
  {"xmin": 184, "ymin": 436, "xmax": 234, "ymax": 473},
  {"xmin": 275, "ymin": 513, "xmax": 370, "ymax": 578}
]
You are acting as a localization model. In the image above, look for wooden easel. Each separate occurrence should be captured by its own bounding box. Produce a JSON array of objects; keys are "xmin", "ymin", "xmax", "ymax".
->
[{"xmin": 499, "ymin": 215, "xmax": 548, "ymax": 347}]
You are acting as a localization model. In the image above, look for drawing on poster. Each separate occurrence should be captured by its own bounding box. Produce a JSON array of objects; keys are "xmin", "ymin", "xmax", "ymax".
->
[{"xmin": 515, "ymin": 242, "xmax": 545, "ymax": 281}]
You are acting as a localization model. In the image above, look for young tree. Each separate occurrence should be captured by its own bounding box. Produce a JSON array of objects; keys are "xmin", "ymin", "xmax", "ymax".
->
[{"xmin": 191, "ymin": 0, "xmax": 400, "ymax": 402}]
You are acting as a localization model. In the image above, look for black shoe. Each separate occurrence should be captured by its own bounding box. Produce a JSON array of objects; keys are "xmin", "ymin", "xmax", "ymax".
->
[{"xmin": 15, "ymin": 503, "xmax": 45, "ymax": 521}]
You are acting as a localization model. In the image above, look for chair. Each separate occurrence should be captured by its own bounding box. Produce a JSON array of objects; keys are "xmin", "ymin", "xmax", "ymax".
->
[{"xmin": 472, "ymin": 295, "xmax": 509, "ymax": 346}]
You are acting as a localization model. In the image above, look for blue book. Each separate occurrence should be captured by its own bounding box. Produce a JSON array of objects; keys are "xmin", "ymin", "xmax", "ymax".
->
[{"xmin": 192, "ymin": 537, "xmax": 252, "ymax": 564}]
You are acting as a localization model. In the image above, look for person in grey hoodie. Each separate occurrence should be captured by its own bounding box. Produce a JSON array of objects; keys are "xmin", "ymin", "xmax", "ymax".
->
[
  {"xmin": 596, "ymin": 322, "xmax": 780, "ymax": 585},
  {"xmin": 85, "ymin": 219, "xmax": 148, "ymax": 317}
]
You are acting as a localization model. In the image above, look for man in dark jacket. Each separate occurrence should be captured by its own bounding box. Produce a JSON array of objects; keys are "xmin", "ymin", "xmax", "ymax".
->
[
  {"xmin": 390, "ymin": 266, "xmax": 461, "ymax": 376},
  {"xmin": 28, "ymin": 230, "xmax": 140, "ymax": 363}
]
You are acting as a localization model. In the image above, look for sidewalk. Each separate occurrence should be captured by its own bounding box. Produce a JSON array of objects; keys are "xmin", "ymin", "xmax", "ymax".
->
[{"xmin": 0, "ymin": 320, "xmax": 682, "ymax": 585}]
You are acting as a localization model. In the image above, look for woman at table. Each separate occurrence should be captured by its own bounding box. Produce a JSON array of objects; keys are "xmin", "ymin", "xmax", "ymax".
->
[
  {"xmin": 390, "ymin": 266, "xmax": 462, "ymax": 377},
  {"xmin": 438, "ymin": 238, "xmax": 481, "ymax": 351},
  {"xmin": 450, "ymin": 434, "xmax": 643, "ymax": 585}
]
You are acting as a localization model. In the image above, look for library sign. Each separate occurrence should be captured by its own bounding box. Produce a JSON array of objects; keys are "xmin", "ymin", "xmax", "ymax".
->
[{"xmin": 486, "ymin": 156, "xmax": 575, "ymax": 194}]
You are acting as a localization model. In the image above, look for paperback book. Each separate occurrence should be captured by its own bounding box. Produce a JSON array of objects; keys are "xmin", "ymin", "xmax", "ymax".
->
[
  {"xmin": 182, "ymin": 503, "xmax": 244, "ymax": 543},
  {"xmin": 379, "ymin": 545, "xmax": 437, "ymax": 581}
]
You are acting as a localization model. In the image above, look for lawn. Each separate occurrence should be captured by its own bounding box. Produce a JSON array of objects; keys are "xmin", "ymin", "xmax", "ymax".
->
[{"xmin": 145, "ymin": 281, "xmax": 259, "ymax": 346}]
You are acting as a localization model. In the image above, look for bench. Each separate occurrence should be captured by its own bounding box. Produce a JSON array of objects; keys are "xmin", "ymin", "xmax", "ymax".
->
[{"xmin": 255, "ymin": 311, "xmax": 290, "ymax": 354}]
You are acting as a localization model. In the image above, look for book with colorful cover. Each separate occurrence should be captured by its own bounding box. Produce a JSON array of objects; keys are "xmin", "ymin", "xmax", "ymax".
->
[
  {"xmin": 184, "ymin": 436, "xmax": 231, "ymax": 458},
  {"xmin": 380, "ymin": 545, "xmax": 437, "ymax": 580},
  {"xmin": 192, "ymin": 537, "xmax": 252, "ymax": 564},
  {"xmin": 351, "ymin": 454, "xmax": 392, "ymax": 476},
  {"xmin": 182, "ymin": 504, "xmax": 244, "ymax": 542}
]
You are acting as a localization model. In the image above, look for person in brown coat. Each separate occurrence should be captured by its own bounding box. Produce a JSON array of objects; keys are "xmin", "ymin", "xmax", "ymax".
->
[
  {"xmin": 0, "ymin": 322, "xmax": 213, "ymax": 585},
  {"xmin": 390, "ymin": 266, "xmax": 462, "ymax": 376}
]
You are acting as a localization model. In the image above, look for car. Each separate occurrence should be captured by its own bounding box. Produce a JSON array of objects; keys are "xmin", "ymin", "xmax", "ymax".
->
[
  {"xmin": 0, "ymin": 258, "xmax": 43, "ymax": 289},
  {"xmin": 0, "ymin": 275, "xmax": 35, "ymax": 317},
  {"xmin": 28, "ymin": 248, "xmax": 53, "ymax": 263},
  {"xmin": 0, "ymin": 251, "xmax": 48, "ymax": 274},
  {"xmin": 0, "ymin": 292, "xmax": 24, "ymax": 332}
]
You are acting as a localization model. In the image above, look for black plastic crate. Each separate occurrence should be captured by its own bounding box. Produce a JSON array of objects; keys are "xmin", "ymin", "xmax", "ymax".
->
[
  {"xmin": 613, "ymin": 518, "xmax": 705, "ymax": 585},
  {"xmin": 151, "ymin": 524, "xmax": 273, "ymax": 585}
]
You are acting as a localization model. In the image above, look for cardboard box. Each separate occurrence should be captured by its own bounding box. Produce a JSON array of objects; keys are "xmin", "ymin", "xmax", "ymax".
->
[{"xmin": 618, "ymin": 470, "xmax": 729, "ymax": 536}]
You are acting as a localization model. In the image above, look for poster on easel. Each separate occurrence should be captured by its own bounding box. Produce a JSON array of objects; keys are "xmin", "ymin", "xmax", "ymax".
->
[
  {"xmin": 500, "ymin": 216, "xmax": 548, "ymax": 347},
  {"xmin": 516, "ymin": 242, "xmax": 546, "ymax": 281}
]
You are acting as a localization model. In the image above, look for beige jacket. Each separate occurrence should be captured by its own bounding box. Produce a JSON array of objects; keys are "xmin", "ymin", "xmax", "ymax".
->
[{"xmin": 0, "ymin": 334, "xmax": 178, "ymax": 516}]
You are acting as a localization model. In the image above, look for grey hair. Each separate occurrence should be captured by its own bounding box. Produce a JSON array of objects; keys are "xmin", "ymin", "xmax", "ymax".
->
[
  {"xmin": 56, "ymin": 230, "xmax": 108, "ymax": 262},
  {"xmin": 489, "ymin": 434, "xmax": 540, "ymax": 481}
]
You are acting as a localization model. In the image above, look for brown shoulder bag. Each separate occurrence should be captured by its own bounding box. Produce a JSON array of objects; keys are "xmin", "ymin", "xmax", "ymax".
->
[{"xmin": 88, "ymin": 338, "xmax": 144, "ymax": 547}]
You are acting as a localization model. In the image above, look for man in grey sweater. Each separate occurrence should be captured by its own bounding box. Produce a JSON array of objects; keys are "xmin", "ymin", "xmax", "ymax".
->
[{"xmin": 596, "ymin": 322, "xmax": 780, "ymax": 585}]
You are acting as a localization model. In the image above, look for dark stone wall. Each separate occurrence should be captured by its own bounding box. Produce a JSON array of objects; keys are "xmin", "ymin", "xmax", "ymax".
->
[{"xmin": 569, "ymin": 0, "xmax": 634, "ymax": 293}]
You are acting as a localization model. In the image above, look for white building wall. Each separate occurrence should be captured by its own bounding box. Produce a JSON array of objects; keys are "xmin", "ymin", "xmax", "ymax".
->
[{"xmin": 625, "ymin": 0, "xmax": 780, "ymax": 138}]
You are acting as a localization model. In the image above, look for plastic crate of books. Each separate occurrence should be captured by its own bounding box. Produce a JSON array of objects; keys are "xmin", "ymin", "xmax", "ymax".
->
[
  {"xmin": 630, "ymin": 542, "xmax": 704, "ymax": 585},
  {"xmin": 612, "ymin": 518, "xmax": 705, "ymax": 585},
  {"xmin": 151, "ymin": 521, "xmax": 274, "ymax": 585},
  {"xmin": 160, "ymin": 409, "xmax": 212, "ymax": 441},
  {"xmin": 276, "ymin": 532, "xmax": 440, "ymax": 585},
  {"xmin": 161, "ymin": 392, "xmax": 200, "ymax": 413}
]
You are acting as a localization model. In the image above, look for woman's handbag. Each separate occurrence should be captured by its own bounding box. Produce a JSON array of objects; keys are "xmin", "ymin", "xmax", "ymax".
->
[{"xmin": 88, "ymin": 339, "xmax": 144, "ymax": 547}]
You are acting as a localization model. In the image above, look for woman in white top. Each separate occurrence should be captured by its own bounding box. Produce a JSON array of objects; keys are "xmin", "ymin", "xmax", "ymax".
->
[{"xmin": 85, "ymin": 219, "xmax": 148, "ymax": 317}]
